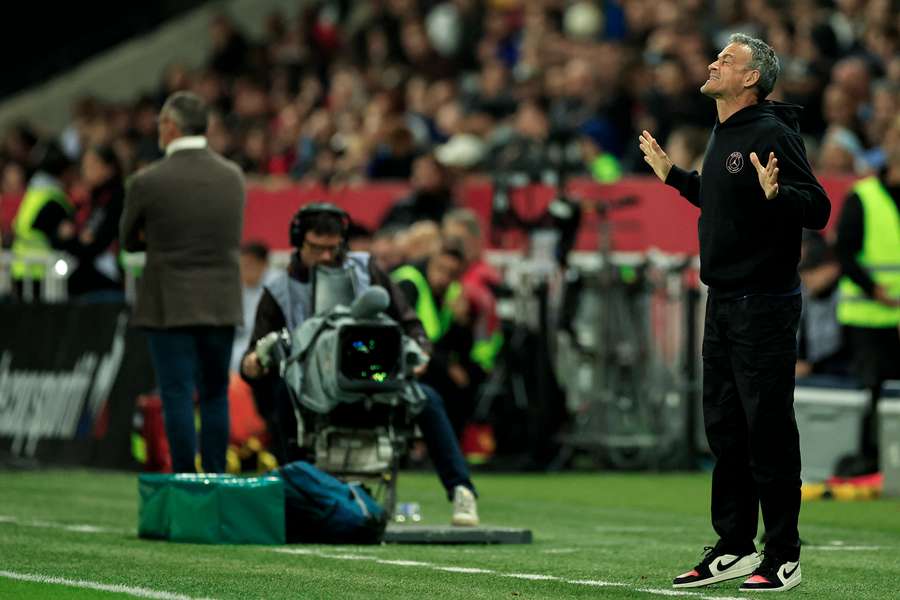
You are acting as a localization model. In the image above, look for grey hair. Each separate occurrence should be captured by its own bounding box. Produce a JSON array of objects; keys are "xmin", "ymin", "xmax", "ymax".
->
[
  {"xmin": 729, "ymin": 33, "xmax": 780, "ymax": 101},
  {"xmin": 161, "ymin": 91, "xmax": 209, "ymax": 136}
]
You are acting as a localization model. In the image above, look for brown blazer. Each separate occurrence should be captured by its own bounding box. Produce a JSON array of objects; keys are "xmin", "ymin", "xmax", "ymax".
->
[{"xmin": 120, "ymin": 145, "xmax": 245, "ymax": 328}]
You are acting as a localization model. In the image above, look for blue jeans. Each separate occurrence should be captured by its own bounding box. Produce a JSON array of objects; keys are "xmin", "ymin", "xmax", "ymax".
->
[
  {"xmin": 145, "ymin": 326, "xmax": 234, "ymax": 473},
  {"xmin": 416, "ymin": 384, "xmax": 476, "ymax": 500}
]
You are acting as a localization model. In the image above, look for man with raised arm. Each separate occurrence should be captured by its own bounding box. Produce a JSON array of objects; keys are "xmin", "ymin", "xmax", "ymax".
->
[{"xmin": 639, "ymin": 34, "xmax": 830, "ymax": 593}]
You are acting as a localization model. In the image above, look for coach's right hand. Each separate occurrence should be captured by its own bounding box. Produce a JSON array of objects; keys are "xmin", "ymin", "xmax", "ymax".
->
[{"xmin": 639, "ymin": 130, "xmax": 673, "ymax": 182}]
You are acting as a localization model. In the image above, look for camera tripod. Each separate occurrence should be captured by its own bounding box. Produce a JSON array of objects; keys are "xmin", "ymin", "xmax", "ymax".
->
[{"xmin": 550, "ymin": 196, "xmax": 695, "ymax": 470}]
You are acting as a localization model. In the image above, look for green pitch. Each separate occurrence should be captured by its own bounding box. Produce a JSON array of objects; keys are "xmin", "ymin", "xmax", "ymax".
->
[{"xmin": 1, "ymin": 470, "xmax": 898, "ymax": 599}]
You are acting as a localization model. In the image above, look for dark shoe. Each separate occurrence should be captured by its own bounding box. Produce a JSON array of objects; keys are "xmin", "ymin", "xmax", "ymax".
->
[
  {"xmin": 673, "ymin": 543, "xmax": 761, "ymax": 589},
  {"xmin": 739, "ymin": 552, "xmax": 801, "ymax": 592}
]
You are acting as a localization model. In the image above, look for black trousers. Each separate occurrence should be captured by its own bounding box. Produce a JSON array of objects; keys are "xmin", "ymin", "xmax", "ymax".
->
[{"xmin": 702, "ymin": 293, "xmax": 802, "ymax": 561}]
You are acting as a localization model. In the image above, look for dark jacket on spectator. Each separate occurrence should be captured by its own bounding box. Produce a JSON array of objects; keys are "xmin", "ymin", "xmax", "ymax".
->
[
  {"xmin": 61, "ymin": 176, "xmax": 125, "ymax": 296},
  {"xmin": 379, "ymin": 189, "xmax": 454, "ymax": 229},
  {"xmin": 120, "ymin": 144, "xmax": 245, "ymax": 328}
]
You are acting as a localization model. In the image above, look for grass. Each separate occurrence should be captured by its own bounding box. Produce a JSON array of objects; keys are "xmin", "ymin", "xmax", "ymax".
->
[{"xmin": 1, "ymin": 469, "xmax": 899, "ymax": 599}]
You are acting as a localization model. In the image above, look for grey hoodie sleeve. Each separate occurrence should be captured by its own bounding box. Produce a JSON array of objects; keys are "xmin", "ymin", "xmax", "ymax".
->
[{"xmin": 772, "ymin": 132, "xmax": 831, "ymax": 230}]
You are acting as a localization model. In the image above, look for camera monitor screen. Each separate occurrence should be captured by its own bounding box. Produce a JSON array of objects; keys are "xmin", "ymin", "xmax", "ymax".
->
[{"xmin": 337, "ymin": 324, "xmax": 403, "ymax": 390}]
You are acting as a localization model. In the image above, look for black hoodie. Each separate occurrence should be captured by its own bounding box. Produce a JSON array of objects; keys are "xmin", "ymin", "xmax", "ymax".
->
[{"xmin": 665, "ymin": 101, "xmax": 831, "ymax": 297}]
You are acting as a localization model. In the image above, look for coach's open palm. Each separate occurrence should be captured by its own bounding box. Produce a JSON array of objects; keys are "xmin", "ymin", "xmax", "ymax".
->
[
  {"xmin": 639, "ymin": 130, "xmax": 673, "ymax": 182},
  {"xmin": 750, "ymin": 151, "xmax": 779, "ymax": 200}
]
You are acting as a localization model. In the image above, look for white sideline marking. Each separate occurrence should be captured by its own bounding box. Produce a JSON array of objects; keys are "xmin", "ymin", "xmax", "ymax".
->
[
  {"xmin": 0, "ymin": 570, "xmax": 215, "ymax": 600},
  {"xmin": 0, "ymin": 514, "xmax": 130, "ymax": 535},
  {"xmin": 501, "ymin": 573, "xmax": 560, "ymax": 581},
  {"xmin": 567, "ymin": 579, "xmax": 625, "ymax": 587},
  {"xmin": 376, "ymin": 559, "xmax": 433, "ymax": 567},
  {"xmin": 272, "ymin": 548, "xmax": 744, "ymax": 599},
  {"xmin": 541, "ymin": 548, "xmax": 578, "ymax": 554},
  {"xmin": 64, "ymin": 524, "xmax": 109, "ymax": 533},
  {"xmin": 434, "ymin": 567, "xmax": 495, "ymax": 574}
]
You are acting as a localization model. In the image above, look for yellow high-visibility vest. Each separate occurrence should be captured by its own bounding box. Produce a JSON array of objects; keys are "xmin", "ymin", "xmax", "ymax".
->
[
  {"xmin": 11, "ymin": 184, "xmax": 72, "ymax": 281},
  {"xmin": 391, "ymin": 265, "xmax": 462, "ymax": 342},
  {"xmin": 837, "ymin": 176, "xmax": 900, "ymax": 328}
]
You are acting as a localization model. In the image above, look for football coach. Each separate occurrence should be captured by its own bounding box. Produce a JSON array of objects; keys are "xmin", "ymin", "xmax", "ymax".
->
[{"xmin": 639, "ymin": 33, "xmax": 830, "ymax": 592}]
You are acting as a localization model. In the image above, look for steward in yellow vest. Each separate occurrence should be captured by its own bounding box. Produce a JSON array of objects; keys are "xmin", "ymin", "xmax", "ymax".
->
[
  {"xmin": 835, "ymin": 153, "xmax": 900, "ymax": 468},
  {"xmin": 392, "ymin": 242, "xmax": 479, "ymax": 435},
  {"xmin": 11, "ymin": 144, "xmax": 75, "ymax": 285},
  {"xmin": 391, "ymin": 260, "xmax": 463, "ymax": 343},
  {"xmin": 836, "ymin": 176, "xmax": 900, "ymax": 329}
]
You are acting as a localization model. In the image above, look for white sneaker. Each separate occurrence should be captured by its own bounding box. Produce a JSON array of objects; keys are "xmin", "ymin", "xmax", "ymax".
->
[
  {"xmin": 451, "ymin": 485, "xmax": 479, "ymax": 527},
  {"xmin": 673, "ymin": 544, "xmax": 761, "ymax": 588},
  {"xmin": 740, "ymin": 555, "xmax": 801, "ymax": 592}
]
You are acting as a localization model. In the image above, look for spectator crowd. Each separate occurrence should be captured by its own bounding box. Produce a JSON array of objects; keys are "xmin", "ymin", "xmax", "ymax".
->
[{"xmin": 2, "ymin": 0, "xmax": 899, "ymax": 202}]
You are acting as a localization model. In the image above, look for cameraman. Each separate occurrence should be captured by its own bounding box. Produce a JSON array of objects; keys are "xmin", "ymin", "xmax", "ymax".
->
[{"xmin": 240, "ymin": 203, "xmax": 479, "ymax": 526}]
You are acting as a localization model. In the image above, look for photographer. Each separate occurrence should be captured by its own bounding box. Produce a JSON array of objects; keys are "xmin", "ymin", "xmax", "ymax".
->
[{"xmin": 240, "ymin": 203, "xmax": 479, "ymax": 526}]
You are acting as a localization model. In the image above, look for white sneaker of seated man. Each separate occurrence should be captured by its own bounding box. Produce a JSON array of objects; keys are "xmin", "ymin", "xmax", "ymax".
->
[{"xmin": 451, "ymin": 485, "xmax": 479, "ymax": 526}]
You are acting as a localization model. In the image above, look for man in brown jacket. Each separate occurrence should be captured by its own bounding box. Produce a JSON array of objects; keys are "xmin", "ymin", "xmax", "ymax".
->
[{"xmin": 120, "ymin": 91, "xmax": 244, "ymax": 473}]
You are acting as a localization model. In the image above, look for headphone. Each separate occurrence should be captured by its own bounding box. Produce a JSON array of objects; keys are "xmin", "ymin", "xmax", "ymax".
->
[{"xmin": 289, "ymin": 202, "xmax": 351, "ymax": 248}]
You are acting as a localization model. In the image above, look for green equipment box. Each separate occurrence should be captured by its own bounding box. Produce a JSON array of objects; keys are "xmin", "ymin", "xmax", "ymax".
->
[{"xmin": 138, "ymin": 473, "xmax": 286, "ymax": 545}]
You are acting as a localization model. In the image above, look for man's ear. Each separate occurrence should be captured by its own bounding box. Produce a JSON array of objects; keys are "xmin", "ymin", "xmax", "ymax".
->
[{"xmin": 744, "ymin": 69, "xmax": 761, "ymax": 90}]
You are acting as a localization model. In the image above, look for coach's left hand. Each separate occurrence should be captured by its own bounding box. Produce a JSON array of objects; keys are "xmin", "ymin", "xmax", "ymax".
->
[{"xmin": 750, "ymin": 151, "xmax": 779, "ymax": 200}]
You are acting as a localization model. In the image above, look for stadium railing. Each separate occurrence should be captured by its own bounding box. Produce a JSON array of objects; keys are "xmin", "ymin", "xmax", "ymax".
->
[{"xmin": 0, "ymin": 250, "xmax": 75, "ymax": 303}]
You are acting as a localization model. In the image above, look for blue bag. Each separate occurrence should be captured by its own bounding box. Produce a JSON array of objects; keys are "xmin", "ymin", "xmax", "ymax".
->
[{"xmin": 277, "ymin": 461, "xmax": 387, "ymax": 544}]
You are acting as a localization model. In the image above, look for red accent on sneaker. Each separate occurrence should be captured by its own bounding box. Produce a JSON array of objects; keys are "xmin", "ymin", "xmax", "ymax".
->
[
  {"xmin": 687, "ymin": 570, "xmax": 699, "ymax": 577},
  {"xmin": 747, "ymin": 575, "xmax": 770, "ymax": 584}
]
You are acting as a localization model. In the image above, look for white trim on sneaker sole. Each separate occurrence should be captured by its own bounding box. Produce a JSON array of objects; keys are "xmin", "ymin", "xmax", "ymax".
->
[
  {"xmin": 673, "ymin": 565, "xmax": 758, "ymax": 589},
  {"xmin": 739, "ymin": 565, "xmax": 802, "ymax": 593},
  {"xmin": 739, "ymin": 575, "xmax": 802, "ymax": 593},
  {"xmin": 673, "ymin": 554, "xmax": 762, "ymax": 589},
  {"xmin": 451, "ymin": 515, "xmax": 479, "ymax": 527}
]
